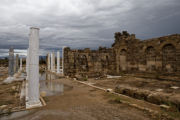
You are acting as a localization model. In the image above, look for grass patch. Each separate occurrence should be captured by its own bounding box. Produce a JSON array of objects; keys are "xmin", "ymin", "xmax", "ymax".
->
[
  {"xmin": 78, "ymin": 77, "xmax": 88, "ymax": 81},
  {"xmin": 114, "ymin": 97, "xmax": 123, "ymax": 103},
  {"xmin": 104, "ymin": 93, "xmax": 125, "ymax": 104},
  {"xmin": 43, "ymin": 97, "xmax": 50, "ymax": 102}
]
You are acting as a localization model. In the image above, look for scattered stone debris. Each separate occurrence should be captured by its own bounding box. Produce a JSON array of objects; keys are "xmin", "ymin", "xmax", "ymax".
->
[
  {"xmin": 11, "ymin": 86, "xmax": 16, "ymax": 90},
  {"xmin": 160, "ymin": 104, "xmax": 170, "ymax": 110},
  {"xmin": 170, "ymin": 86, "xmax": 179, "ymax": 89},
  {"xmin": 107, "ymin": 75, "xmax": 121, "ymax": 79},
  {"xmin": 155, "ymin": 89, "xmax": 163, "ymax": 92},
  {"xmin": 115, "ymin": 85, "xmax": 180, "ymax": 111},
  {"xmin": 106, "ymin": 88, "xmax": 113, "ymax": 92},
  {"xmin": 0, "ymin": 105, "xmax": 7, "ymax": 109}
]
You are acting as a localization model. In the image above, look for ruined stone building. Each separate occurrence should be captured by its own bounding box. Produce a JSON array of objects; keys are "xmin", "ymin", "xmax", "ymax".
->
[{"xmin": 64, "ymin": 31, "xmax": 180, "ymax": 77}]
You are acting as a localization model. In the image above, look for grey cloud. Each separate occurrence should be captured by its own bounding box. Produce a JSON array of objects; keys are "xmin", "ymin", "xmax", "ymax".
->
[{"xmin": 0, "ymin": 0, "xmax": 180, "ymax": 56}]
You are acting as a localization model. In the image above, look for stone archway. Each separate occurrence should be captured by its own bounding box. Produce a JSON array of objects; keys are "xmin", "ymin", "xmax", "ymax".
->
[
  {"xmin": 162, "ymin": 44, "xmax": 176, "ymax": 72},
  {"xmin": 120, "ymin": 49, "xmax": 127, "ymax": 71},
  {"xmin": 145, "ymin": 46, "xmax": 156, "ymax": 71},
  {"xmin": 80, "ymin": 55, "xmax": 88, "ymax": 71}
]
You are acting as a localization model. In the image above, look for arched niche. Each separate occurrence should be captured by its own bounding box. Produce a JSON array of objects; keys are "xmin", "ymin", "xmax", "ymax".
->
[
  {"xmin": 162, "ymin": 44, "xmax": 176, "ymax": 72},
  {"xmin": 80, "ymin": 55, "xmax": 88, "ymax": 71},
  {"xmin": 145, "ymin": 46, "xmax": 156, "ymax": 71}
]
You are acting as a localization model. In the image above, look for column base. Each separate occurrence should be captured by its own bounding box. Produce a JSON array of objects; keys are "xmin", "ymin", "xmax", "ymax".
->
[{"xmin": 26, "ymin": 100, "xmax": 42, "ymax": 109}]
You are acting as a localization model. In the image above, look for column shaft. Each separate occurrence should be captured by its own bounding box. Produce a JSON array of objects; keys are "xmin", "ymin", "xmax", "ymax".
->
[
  {"xmin": 20, "ymin": 58, "xmax": 22, "ymax": 71},
  {"xmin": 28, "ymin": 27, "xmax": 40, "ymax": 105},
  {"xmin": 57, "ymin": 51, "xmax": 60, "ymax": 73},
  {"xmin": 8, "ymin": 47, "xmax": 14, "ymax": 77}
]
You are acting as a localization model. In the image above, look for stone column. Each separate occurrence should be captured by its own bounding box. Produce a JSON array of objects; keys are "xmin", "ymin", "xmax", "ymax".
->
[
  {"xmin": 50, "ymin": 53, "xmax": 53, "ymax": 72},
  {"xmin": 8, "ymin": 47, "xmax": 14, "ymax": 77},
  {"xmin": 3, "ymin": 47, "xmax": 14, "ymax": 83},
  {"xmin": 26, "ymin": 49, "xmax": 29, "ymax": 80},
  {"xmin": 26, "ymin": 53, "xmax": 28, "ymax": 73},
  {"xmin": 26, "ymin": 27, "xmax": 41, "ymax": 108},
  {"xmin": 53, "ymin": 53, "xmax": 55, "ymax": 72},
  {"xmin": 57, "ymin": 51, "xmax": 60, "ymax": 73},
  {"xmin": 26, "ymin": 49, "xmax": 29, "ymax": 101},
  {"xmin": 51, "ymin": 52, "xmax": 55, "ymax": 72},
  {"xmin": 16, "ymin": 54, "xmax": 19, "ymax": 72},
  {"xmin": 14, "ymin": 58, "xmax": 16, "ymax": 73},
  {"xmin": 20, "ymin": 58, "xmax": 22, "ymax": 71},
  {"xmin": 47, "ymin": 53, "xmax": 51, "ymax": 71}
]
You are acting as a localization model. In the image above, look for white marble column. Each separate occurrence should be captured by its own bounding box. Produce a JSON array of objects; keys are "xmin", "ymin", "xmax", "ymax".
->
[
  {"xmin": 50, "ymin": 53, "xmax": 53, "ymax": 72},
  {"xmin": 26, "ymin": 49, "xmax": 29, "ymax": 80},
  {"xmin": 57, "ymin": 51, "xmax": 60, "ymax": 73},
  {"xmin": 20, "ymin": 58, "xmax": 22, "ymax": 71},
  {"xmin": 26, "ymin": 53, "xmax": 28, "ymax": 73},
  {"xmin": 50, "ymin": 52, "xmax": 55, "ymax": 72},
  {"xmin": 47, "ymin": 53, "xmax": 51, "ymax": 71},
  {"xmin": 25, "ymin": 49, "xmax": 29, "ymax": 101},
  {"xmin": 53, "ymin": 52, "xmax": 55, "ymax": 72},
  {"xmin": 26, "ymin": 27, "xmax": 41, "ymax": 108}
]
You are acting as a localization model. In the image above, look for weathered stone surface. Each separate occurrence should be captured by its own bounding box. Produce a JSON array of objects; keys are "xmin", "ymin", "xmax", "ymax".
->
[
  {"xmin": 115, "ymin": 85, "xmax": 180, "ymax": 111},
  {"xmin": 63, "ymin": 31, "xmax": 180, "ymax": 77}
]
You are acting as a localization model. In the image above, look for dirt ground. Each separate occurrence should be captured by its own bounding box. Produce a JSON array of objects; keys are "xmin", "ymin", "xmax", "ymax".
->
[
  {"xmin": 0, "ymin": 77, "xmax": 178, "ymax": 120},
  {"xmin": 0, "ymin": 67, "xmax": 23, "ymax": 115},
  {"xmin": 0, "ymin": 67, "xmax": 8, "ymax": 81},
  {"xmin": 1, "ymin": 69, "xmax": 180, "ymax": 120}
]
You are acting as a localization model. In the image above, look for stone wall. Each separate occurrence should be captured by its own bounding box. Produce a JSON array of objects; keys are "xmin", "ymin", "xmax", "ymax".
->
[
  {"xmin": 64, "ymin": 31, "xmax": 180, "ymax": 77},
  {"xmin": 64, "ymin": 47, "xmax": 116, "ymax": 77}
]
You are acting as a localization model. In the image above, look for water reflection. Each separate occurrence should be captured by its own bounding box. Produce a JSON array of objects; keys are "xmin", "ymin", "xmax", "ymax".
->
[
  {"xmin": 40, "ymin": 80, "xmax": 64, "ymax": 96},
  {"xmin": 0, "ymin": 72, "xmax": 72, "ymax": 120},
  {"xmin": 39, "ymin": 72, "xmax": 70, "ymax": 96},
  {"xmin": 39, "ymin": 72, "xmax": 58, "ymax": 81}
]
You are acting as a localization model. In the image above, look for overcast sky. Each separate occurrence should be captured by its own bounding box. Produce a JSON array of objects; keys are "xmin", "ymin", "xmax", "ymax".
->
[{"xmin": 0, "ymin": 0, "xmax": 180, "ymax": 57}]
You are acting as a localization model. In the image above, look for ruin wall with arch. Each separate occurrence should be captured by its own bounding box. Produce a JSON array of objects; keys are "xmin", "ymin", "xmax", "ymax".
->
[{"xmin": 64, "ymin": 31, "xmax": 180, "ymax": 77}]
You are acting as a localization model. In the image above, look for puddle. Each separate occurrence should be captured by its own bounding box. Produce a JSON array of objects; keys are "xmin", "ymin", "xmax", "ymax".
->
[{"xmin": 39, "ymin": 72, "xmax": 73, "ymax": 96}]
